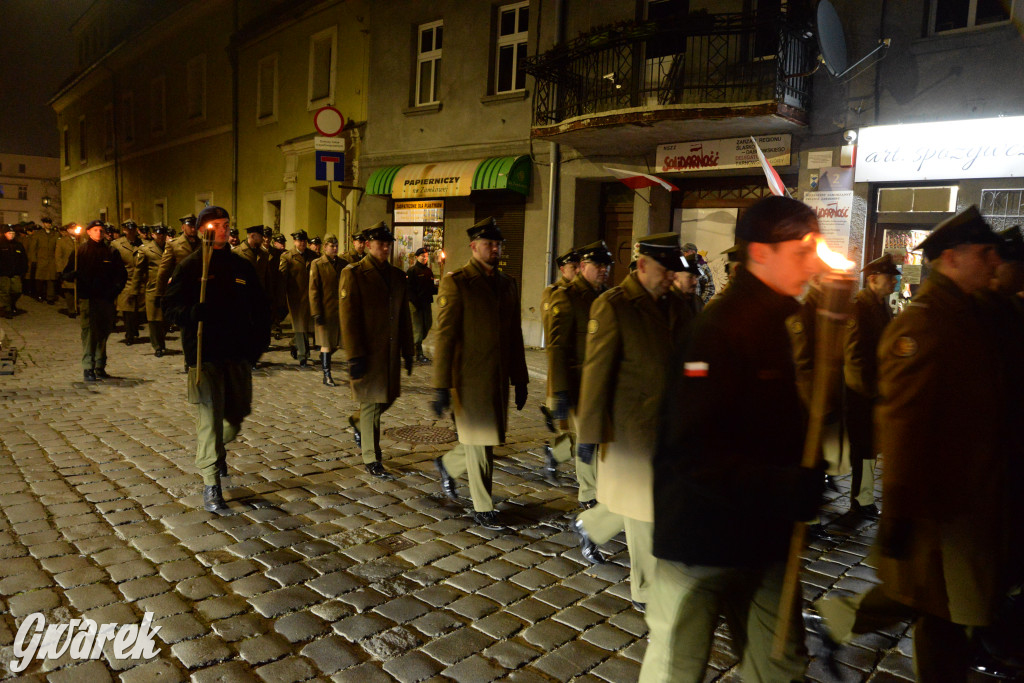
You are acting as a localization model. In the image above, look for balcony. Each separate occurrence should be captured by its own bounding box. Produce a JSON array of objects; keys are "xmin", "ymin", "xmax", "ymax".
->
[{"xmin": 523, "ymin": 12, "xmax": 817, "ymax": 154}]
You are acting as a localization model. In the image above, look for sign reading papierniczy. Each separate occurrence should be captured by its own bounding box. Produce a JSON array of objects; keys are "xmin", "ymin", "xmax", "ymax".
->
[
  {"xmin": 855, "ymin": 116, "xmax": 1024, "ymax": 183},
  {"xmin": 393, "ymin": 160, "xmax": 484, "ymax": 199},
  {"xmin": 657, "ymin": 135, "xmax": 791, "ymax": 173}
]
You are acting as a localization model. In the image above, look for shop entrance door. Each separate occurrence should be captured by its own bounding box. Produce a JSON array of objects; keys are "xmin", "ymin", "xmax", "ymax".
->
[{"xmin": 600, "ymin": 183, "xmax": 634, "ymax": 287}]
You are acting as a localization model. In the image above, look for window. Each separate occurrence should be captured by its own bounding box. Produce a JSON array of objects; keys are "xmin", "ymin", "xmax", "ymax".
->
[
  {"xmin": 257, "ymin": 54, "xmax": 278, "ymax": 123},
  {"xmin": 495, "ymin": 3, "xmax": 528, "ymax": 93},
  {"xmin": 150, "ymin": 76, "xmax": 165, "ymax": 134},
  {"xmin": 17, "ymin": 163, "xmax": 26, "ymax": 174},
  {"xmin": 103, "ymin": 104, "xmax": 114, "ymax": 153},
  {"xmin": 930, "ymin": 0, "xmax": 1012, "ymax": 33},
  {"xmin": 17, "ymin": 186, "xmax": 28, "ymax": 200},
  {"xmin": 62, "ymin": 127, "xmax": 70, "ymax": 168},
  {"xmin": 122, "ymin": 203, "xmax": 132, "ymax": 221},
  {"xmin": 308, "ymin": 27, "xmax": 336, "ymax": 107},
  {"xmin": 187, "ymin": 54, "xmax": 206, "ymax": 120},
  {"xmin": 121, "ymin": 91, "xmax": 134, "ymax": 144},
  {"xmin": 79, "ymin": 116, "xmax": 87, "ymax": 164},
  {"xmin": 416, "ymin": 21, "xmax": 443, "ymax": 105},
  {"xmin": 981, "ymin": 188, "xmax": 1024, "ymax": 230}
]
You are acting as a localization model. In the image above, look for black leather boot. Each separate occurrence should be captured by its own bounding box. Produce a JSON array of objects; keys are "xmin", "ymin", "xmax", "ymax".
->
[
  {"xmin": 322, "ymin": 352, "xmax": 336, "ymax": 387},
  {"xmin": 203, "ymin": 484, "xmax": 229, "ymax": 513}
]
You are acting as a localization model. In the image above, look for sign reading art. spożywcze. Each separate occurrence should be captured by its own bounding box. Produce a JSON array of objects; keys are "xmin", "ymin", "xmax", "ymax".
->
[
  {"xmin": 657, "ymin": 135, "xmax": 791, "ymax": 173},
  {"xmin": 855, "ymin": 116, "xmax": 1024, "ymax": 183}
]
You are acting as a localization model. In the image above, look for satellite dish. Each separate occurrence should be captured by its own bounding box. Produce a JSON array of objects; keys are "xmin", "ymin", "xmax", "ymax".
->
[{"xmin": 814, "ymin": 0, "xmax": 891, "ymax": 79}]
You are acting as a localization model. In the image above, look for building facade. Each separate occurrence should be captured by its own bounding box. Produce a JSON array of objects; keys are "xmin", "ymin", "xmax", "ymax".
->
[{"xmin": 0, "ymin": 154, "xmax": 61, "ymax": 225}]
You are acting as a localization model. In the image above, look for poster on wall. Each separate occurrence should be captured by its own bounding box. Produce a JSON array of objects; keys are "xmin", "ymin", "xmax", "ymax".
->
[
  {"xmin": 803, "ymin": 189, "xmax": 854, "ymax": 258},
  {"xmin": 657, "ymin": 134, "xmax": 791, "ymax": 173}
]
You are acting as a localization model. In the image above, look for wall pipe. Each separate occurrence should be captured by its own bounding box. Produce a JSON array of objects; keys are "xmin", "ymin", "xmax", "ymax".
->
[{"xmin": 544, "ymin": 0, "xmax": 566, "ymax": 289}]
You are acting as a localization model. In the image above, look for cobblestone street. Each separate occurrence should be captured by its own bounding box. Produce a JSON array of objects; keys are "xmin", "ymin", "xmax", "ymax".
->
[{"xmin": 0, "ymin": 298, "xmax": 920, "ymax": 682}]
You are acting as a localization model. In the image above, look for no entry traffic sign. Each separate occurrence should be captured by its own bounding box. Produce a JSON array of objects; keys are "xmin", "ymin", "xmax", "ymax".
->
[{"xmin": 313, "ymin": 106, "xmax": 344, "ymax": 137}]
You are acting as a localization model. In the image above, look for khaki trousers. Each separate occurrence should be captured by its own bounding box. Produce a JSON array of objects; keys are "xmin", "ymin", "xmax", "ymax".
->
[
  {"xmin": 149, "ymin": 321, "xmax": 167, "ymax": 352},
  {"xmin": 638, "ymin": 560, "xmax": 808, "ymax": 683},
  {"xmin": 846, "ymin": 389, "xmax": 878, "ymax": 505},
  {"xmin": 351, "ymin": 400, "xmax": 394, "ymax": 464},
  {"xmin": 411, "ymin": 302, "xmax": 432, "ymax": 347},
  {"xmin": 577, "ymin": 506, "xmax": 652, "ymax": 603},
  {"xmin": 547, "ymin": 405, "xmax": 598, "ymax": 502},
  {"xmin": 441, "ymin": 443, "xmax": 494, "ymax": 512},
  {"xmin": 0, "ymin": 275, "xmax": 22, "ymax": 310},
  {"xmin": 293, "ymin": 331, "xmax": 312, "ymax": 361},
  {"xmin": 187, "ymin": 361, "xmax": 252, "ymax": 485},
  {"xmin": 80, "ymin": 298, "xmax": 115, "ymax": 371}
]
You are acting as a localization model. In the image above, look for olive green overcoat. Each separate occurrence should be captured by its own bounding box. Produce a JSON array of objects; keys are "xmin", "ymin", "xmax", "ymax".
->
[
  {"xmin": 156, "ymin": 233, "xmax": 199, "ymax": 296},
  {"xmin": 279, "ymin": 247, "xmax": 314, "ymax": 333},
  {"xmin": 112, "ymin": 236, "xmax": 144, "ymax": 313},
  {"xmin": 309, "ymin": 254, "xmax": 346, "ymax": 349}
]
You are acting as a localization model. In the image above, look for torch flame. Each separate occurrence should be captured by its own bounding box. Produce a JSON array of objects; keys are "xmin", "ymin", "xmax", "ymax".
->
[
  {"xmin": 816, "ymin": 237, "xmax": 855, "ymax": 271},
  {"xmin": 439, "ymin": 249, "xmax": 446, "ymax": 261},
  {"xmin": 73, "ymin": 225, "xmax": 82, "ymax": 235}
]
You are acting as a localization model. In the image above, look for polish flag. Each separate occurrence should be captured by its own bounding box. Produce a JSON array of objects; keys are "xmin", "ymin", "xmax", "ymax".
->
[
  {"xmin": 606, "ymin": 167, "xmax": 679, "ymax": 192},
  {"xmin": 750, "ymin": 136, "xmax": 788, "ymax": 197}
]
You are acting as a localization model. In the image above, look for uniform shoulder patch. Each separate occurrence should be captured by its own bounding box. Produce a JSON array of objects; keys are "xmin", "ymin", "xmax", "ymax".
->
[
  {"xmin": 789, "ymin": 319, "xmax": 804, "ymax": 334},
  {"xmin": 892, "ymin": 336, "xmax": 918, "ymax": 357},
  {"xmin": 551, "ymin": 305, "xmax": 559, "ymax": 316},
  {"xmin": 438, "ymin": 295, "xmax": 448, "ymax": 308},
  {"xmin": 587, "ymin": 319, "xmax": 599, "ymax": 334},
  {"xmin": 542, "ymin": 302, "xmax": 550, "ymax": 311},
  {"xmin": 846, "ymin": 317, "xmax": 856, "ymax": 329},
  {"xmin": 340, "ymin": 288, "xmax": 348, "ymax": 299}
]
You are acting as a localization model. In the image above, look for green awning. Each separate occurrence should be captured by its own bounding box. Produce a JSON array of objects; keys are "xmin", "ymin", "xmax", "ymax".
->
[{"xmin": 365, "ymin": 156, "xmax": 531, "ymax": 198}]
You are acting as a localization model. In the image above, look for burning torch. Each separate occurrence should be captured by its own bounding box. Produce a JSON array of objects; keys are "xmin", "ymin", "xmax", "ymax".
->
[
  {"xmin": 72, "ymin": 224, "xmax": 83, "ymax": 315},
  {"xmin": 195, "ymin": 221, "xmax": 216, "ymax": 386},
  {"xmin": 773, "ymin": 237, "xmax": 856, "ymax": 659}
]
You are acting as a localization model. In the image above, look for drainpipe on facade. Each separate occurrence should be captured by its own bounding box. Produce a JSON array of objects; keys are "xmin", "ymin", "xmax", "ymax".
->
[
  {"xmin": 230, "ymin": 0, "xmax": 240, "ymax": 217},
  {"xmin": 544, "ymin": 0, "xmax": 566, "ymax": 289},
  {"xmin": 107, "ymin": 67, "xmax": 122, "ymax": 224}
]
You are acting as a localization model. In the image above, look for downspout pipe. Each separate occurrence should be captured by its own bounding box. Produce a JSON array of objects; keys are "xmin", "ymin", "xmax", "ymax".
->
[
  {"xmin": 230, "ymin": 0, "xmax": 240, "ymax": 217},
  {"xmin": 544, "ymin": 0, "xmax": 566, "ymax": 289}
]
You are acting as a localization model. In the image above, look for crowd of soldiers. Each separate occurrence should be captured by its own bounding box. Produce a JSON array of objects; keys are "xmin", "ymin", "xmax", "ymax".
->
[{"xmin": 9, "ymin": 195, "xmax": 1023, "ymax": 681}]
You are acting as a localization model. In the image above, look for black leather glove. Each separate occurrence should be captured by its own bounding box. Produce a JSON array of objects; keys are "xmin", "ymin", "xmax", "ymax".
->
[
  {"xmin": 878, "ymin": 516, "xmax": 913, "ymax": 560},
  {"xmin": 789, "ymin": 465, "xmax": 826, "ymax": 522},
  {"xmin": 404, "ymin": 355, "xmax": 413, "ymax": 376},
  {"xmin": 577, "ymin": 443, "xmax": 597, "ymax": 465},
  {"xmin": 349, "ymin": 356, "xmax": 367, "ymax": 380},
  {"xmin": 514, "ymin": 384, "xmax": 528, "ymax": 411},
  {"xmin": 432, "ymin": 388, "xmax": 450, "ymax": 418},
  {"xmin": 314, "ymin": 315, "xmax": 324, "ymax": 325},
  {"xmin": 552, "ymin": 391, "xmax": 570, "ymax": 422}
]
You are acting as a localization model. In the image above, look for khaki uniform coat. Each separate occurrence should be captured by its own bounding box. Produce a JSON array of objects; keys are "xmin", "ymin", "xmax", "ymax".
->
[
  {"xmin": 309, "ymin": 254, "xmax": 347, "ymax": 349},
  {"xmin": 843, "ymin": 287, "xmax": 892, "ymax": 398},
  {"xmin": 576, "ymin": 272, "xmax": 690, "ymax": 522},
  {"xmin": 55, "ymin": 234, "xmax": 78, "ymax": 291},
  {"xmin": 112, "ymin": 236, "xmax": 144, "ymax": 313},
  {"xmin": 156, "ymin": 233, "xmax": 200, "ymax": 296},
  {"xmin": 540, "ymin": 274, "xmax": 572, "ymax": 398},
  {"xmin": 875, "ymin": 271, "xmax": 1010, "ymax": 626},
  {"xmin": 279, "ymin": 247, "xmax": 314, "ymax": 333},
  {"xmin": 339, "ymin": 255, "xmax": 413, "ymax": 403},
  {"xmin": 432, "ymin": 258, "xmax": 529, "ymax": 445},
  {"xmin": 32, "ymin": 229, "xmax": 59, "ymax": 280},
  {"xmin": 131, "ymin": 240, "xmax": 165, "ymax": 321},
  {"xmin": 547, "ymin": 274, "xmax": 604, "ymax": 405},
  {"xmin": 233, "ymin": 241, "xmax": 271, "ymax": 292},
  {"xmin": 266, "ymin": 246, "xmax": 287, "ymax": 316}
]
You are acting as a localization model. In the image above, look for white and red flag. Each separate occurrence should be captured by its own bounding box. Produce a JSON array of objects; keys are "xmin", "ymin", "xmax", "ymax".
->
[
  {"xmin": 750, "ymin": 136, "xmax": 789, "ymax": 197},
  {"xmin": 605, "ymin": 167, "xmax": 679, "ymax": 192}
]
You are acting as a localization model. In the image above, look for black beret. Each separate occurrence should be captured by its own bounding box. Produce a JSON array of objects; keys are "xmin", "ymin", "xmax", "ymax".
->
[
  {"xmin": 636, "ymin": 232, "xmax": 685, "ymax": 272},
  {"xmin": 555, "ymin": 248, "xmax": 581, "ymax": 267},
  {"xmin": 246, "ymin": 225, "xmax": 264, "ymax": 235},
  {"xmin": 578, "ymin": 240, "xmax": 614, "ymax": 265},
  {"xmin": 914, "ymin": 206, "xmax": 1001, "ymax": 260},
  {"xmin": 735, "ymin": 196, "xmax": 818, "ymax": 244},
  {"xmin": 197, "ymin": 206, "xmax": 229, "ymax": 228},
  {"xmin": 415, "ymin": 246, "xmax": 429, "ymax": 256},
  {"xmin": 862, "ymin": 253, "xmax": 900, "ymax": 276},
  {"xmin": 41, "ymin": 217, "xmax": 53, "ymax": 224},
  {"xmin": 467, "ymin": 216, "xmax": 503, "ymax": 241},
  {"xmin": 363, "ymin": 223, "xmax": 396, "ymax": 242}
]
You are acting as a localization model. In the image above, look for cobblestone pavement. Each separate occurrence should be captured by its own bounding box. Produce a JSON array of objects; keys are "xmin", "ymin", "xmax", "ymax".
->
[{"xmin": 0, "ymin": 298, "xmax": 922, "ymax": 682}]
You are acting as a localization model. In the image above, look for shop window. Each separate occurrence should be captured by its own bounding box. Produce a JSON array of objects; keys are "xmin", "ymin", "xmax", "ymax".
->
[
  {"xmin": 393, "ymin": 200, "xmax": 445, "ymax": 275},
  {"xmin": 308, "ymin": 27, "xmax": 336, "ymax": 108},
  {"xmin": 877, "ymin": 186, "xmax": 958, "ymax": 213},
  {"xmin": 150, "ymin": 76, "xmax": 166, "ymax": 134},
  {"xmin": 980, "ymin": 188, "xmax": 1024, "ymax": 230},
  {"xmin": 495, "ymin": 2, "xmax": 528, "ymax": 94},
  {"xmin": 416, "ymin": 21, "xmax": 443, "ymax": 106},
  {"xmin": 257, "ymin": 54, "xmax": 278, "ymax": 123},
  {"xmin": 929, "ymin": 0, "xmax": 1012, "ymax": 34},
  {"xmin": 187, "ymin": 54, "xmax": 206, "ymax": 120}
]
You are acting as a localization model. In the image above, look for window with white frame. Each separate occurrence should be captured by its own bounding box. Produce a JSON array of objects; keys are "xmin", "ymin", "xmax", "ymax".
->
[
  {"xmin": 121, "ymin": 91, "xmax": 134, "ymax": 143},
  {"xmin": 495, "ymin": 3, "xmax": 528, "ymax": 93},
  {"xmin": 79, "ymin": 116, "xmax": 87, "ymax": 164},
  {"xmin": 416, "ymin": 21, "xmax": 443, "ymax": 106},
  {"xmin": 929, "ymin": 0, "xmax": 1012, "ymax": 33},
  {"xmin": 104, "ymin": 104, "xmax": 114, "ymax": 153},
  {"xmin": 308, "ymin": 27, "xmax": 336, "ymax": 107},
  {"xmin": 187, "ymin": 54, "xmax": 206, "ymax": 120},
  {"xmin": 257, "ymin": 54, "xmax": 278, "ymax": 122},
  {"xmin": 150, "ymin": 76, "xmax": 166, "ymax": 134}
]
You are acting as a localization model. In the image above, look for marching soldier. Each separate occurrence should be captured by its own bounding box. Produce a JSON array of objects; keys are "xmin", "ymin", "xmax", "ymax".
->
[
  {"xmin": 340, "ymin": 223, "xmax": 413, "ymax": 478},
  {"xmin": 157, "ymin": 214, "xmax": 199, "ymax": 297},
  {"xmin": 138, "ymin": 224, "xmax": 152, "ymax": 241},
  {"xmin": 539, "ymin": 248, "xmax": 580, "ymax": 480},
  {"xmin": 21, "ymin": 223, "xmax": 37, "ymax": 300},
  {"xmin": 62, "ymin": 220, "xmax": 128, "ymax": 381},
  {"xmin": 406, "ymin": 246, "xmax": 436, "ymax": 363},
  {"xmin": 309, "ymin": 235, "xmax": 346, "ymax": 387},
  {"xmin": 112, "ymin": 220, "xmax": 145, "ymax": 345},
  {"xmin": 432, "ymin": 217, "xmax": 529, "ymax": 529},
  {"xmin": 267, "ymin": 233, "xmax": 288, "ymax": 340},
  {"xmin": 280, "ymin": 230, "xmax": 316, "ymax": 366},
  {"xmin": 671, "ymin": 258, "xmax": 704, "ymax": 317},
  {"xmin": 341, "ymin": 230, "xmax": 366, "ymax": 264},
  {"xmin": 131, "ymin": 225, "xmax": 169, "ymax": 356},
  {"xmin": 308, "ymin": 236, "xmax": 322, "ymax": 256},
  {"xmin": 55, "ymin": 223, "xmax": 80, "ymax": 316},
  {"xmin": 162, "ymin": 206, "xmax": 271, "ymax": 513},
  {"xmin": 227, "ymin": 227, "xmax": 240, "ymax": 248},
  {"xmin": 31, "ymin": 218, "xmax": 59, "ymax": 304},
  {"xmin": 547, "ymin": 241, "xmax": 612, "ymax": 513},
  {"xmin": 574, "ymin": 233, "xmax": 691, "ymax": 609},
  {"xmin": 233, "ymin": 225, "xmax": 271, "ymax": 292}
]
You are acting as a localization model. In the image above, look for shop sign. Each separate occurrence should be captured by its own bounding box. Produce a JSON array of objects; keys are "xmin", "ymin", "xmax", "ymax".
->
[
  {"xmin": 394, "ymin": 200, "xmax": 444, "ymax": 224},
  {"xmin": 393, "ymin": 160, "xmax": 482, "ymax": 198},
  {"xmin": 855, "ymin": 116, "xmax": 1024, "ymax": 182},
  {"xmin": 803, "ymin": 189, "xmax": 854, "ymax": 258},
  {"xmin": 657, "ymin": 135, "xmax": 791, "ymax": 173}
]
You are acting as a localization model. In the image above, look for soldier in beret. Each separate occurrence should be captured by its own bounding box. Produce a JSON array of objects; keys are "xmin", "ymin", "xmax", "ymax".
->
[
  {"xmin": 112, "ymin": 220, "xmax": 145, "ymax": 345},
  {"xmin": 574, "ymin": 233, "xmax": 692, "ymax": 609},
  {"xmin": 280, "ymin": 230, "xmax": 316, "ymax": 366},
  {"xmin": 432, "ymin": 217, "xmax": 529, "ymax": 529},
  {"xmin": 309, "ymin": 235, "xmax": 347, "ymax": 386},
  {"xmin": 642, "ymin": 196, "xmax": 824, "ymax": 681},
  {"xmin": 0, "ymin": 225, "xmax": 28, "ymax": 318},
  {"xmin": 131, "ymin": 224, "xmax": 170, "ymax": 356},
  {"xmin": 341, "ymin": 230, "xmax": 367, "ymax": 264},
  {"xmin": 339, "ymin": 223, "xmax": 414, "ymax": 478},
  {"xmin": 539, "ymin": 247, "xmax": 580, "ymax": 481},
  {"xmin": 406, "ymin": 246, "xmax": 436, "ymax": 363}
]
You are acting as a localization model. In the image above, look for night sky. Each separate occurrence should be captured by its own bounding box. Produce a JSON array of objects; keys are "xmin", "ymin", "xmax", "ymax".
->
[{"xmin": 0, "ymin": 0, "xmax": 94, "ymax": 158}]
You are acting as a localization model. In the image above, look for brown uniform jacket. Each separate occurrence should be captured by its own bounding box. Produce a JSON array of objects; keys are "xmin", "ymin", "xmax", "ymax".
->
[
  {"xmin": 576, "ymin": 272, "xmax": 691, "ymax": 521},
  {"xmin": 876, "ymin": 271, "xmax": 1011, "ymax": 625},
  {"xmin": 339, "ymin": 254, "xmax": 413, "ymax": 403},
  {"xmin": 309, "ymin": 254, "xmax": 347, "ymax": 349},
  {"xmin": 432, "ymin": 258, "xmax": 529, "ymax": 446},
  {"xmin": 843, "ymin": 287, "xmax": 893, "ymax": 398},
  {"xmin": 279, "ymin": 247, "xmax": 315, "ymax": 332},
  {"xmin": 540, "ymin": 275, "xmax": 572, "ymax": 338},
  {"xmin": 131, "ymin": 240, "xmax": 165, "ymax": 321},
  {"xmin": 112, "ymin": 236, "xmax": 144, "ymax": 312},
  {"xmin": 32, "ymin": 229, "xmax": 59, "ymax": 280},
  {"xmin": 156, "ymin": 233, "xmax": 199, "ymax": 296},
  {"xmin": 546, "ymin": 274, "xmax": 604, "ymax": 405},
  {"xmin": 233, "ymin": 241, "xmax": 271, "ymax": 292},
  {"xmin": 55, "ymin": 234, "xmax": 78, "ymax": 291}
]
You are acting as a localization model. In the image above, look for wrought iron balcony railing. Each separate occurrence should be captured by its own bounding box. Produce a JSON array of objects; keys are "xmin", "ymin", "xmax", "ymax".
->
[{"xmin": 523, "ymin": 12, "xmax": 816, "ymax": 127}]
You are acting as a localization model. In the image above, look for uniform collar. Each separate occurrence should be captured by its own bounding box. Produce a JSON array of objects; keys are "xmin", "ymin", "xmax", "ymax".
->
[{"xmin": 729, "ymin": 267, "xmax": 801, "ymax": 319}]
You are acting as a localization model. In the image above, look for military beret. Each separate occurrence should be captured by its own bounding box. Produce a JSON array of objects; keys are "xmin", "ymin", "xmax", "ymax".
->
[
  {"xmin": 197, "ymin": 206, "xmax": 230, "ymax": 228},
  {"xmin": 735, "ymin": 196, "xmax": 818, "ymax": 244},
  {"xmin": 467, "ymin": 216, "xmax": 503, "ymax": 242},
  {"xmin": 309, "ymin": 236, "xmax": 322, "ymax": 246},
  {"xmin": 415, "ymin": 246, "xmax": 429, "ymax": 256},
  {"xmin": 862, "ymin": 253, "xmax": 900, "ymax": 277},
  {"xmin": 291, "ymin": 230, "xmax": 309, "ymax": 241},
  {"xmin": 363, "ymin": 223, "xmax": 396, "ymax": 242},
  {"xmin": 246, "ymin": 225, "xmax": 264, "ymax": 235},
  {"xmin": 721, "ymin": 243, "xmax": 742, "ymax": 262},
  {"xmin": 152, "ymin": 225, "xmax": 169, "ymax": 235},
  {"xmin": 578, "ymin": 240, "xmax": 614, "ymax": 265},
  {"xmin": 998, "ymin": 226, "xmax": 1024, "ymax": 263},
  {"xmin": 636, "ymin": 232, "xmax": 685, "ymax": 272},
  {"xmin": 229, "ymin": 227, "xmax": 239, "ymax": 237},
  {"xmin": 555, "ymin": 248, "xmax": 581, "ymax": 267},
  {"xmin": 324, "ymin": 235, "xmax": 339, "ymax": 245},
  {"xmin": 179, "ymin": 214, "xmax": 197, "ymax": 226},
  {"xmin": 913, "ymin": 206, "xmax": 1001, "ymax": 260}
]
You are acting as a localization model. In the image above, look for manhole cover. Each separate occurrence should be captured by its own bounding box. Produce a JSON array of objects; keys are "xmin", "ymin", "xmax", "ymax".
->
[
  {"xmin": 375, "ymin": 536, "xmax": 416, "ymax": 552},
  {"xmin": 387, "ymin": 425, "xmax": 457, "ymax": 444}
]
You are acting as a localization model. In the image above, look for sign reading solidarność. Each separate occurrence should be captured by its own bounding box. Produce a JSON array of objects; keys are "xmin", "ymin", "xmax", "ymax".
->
[{"xmin": 657, "ymin": 134, "xmax": 791, "ymax": 173}]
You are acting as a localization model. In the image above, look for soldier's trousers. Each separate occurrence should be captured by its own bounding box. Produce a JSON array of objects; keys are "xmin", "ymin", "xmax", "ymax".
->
[
  {"xmin": 411, "ymin": 303, "xmax": 432, "ymax": 349},
  {"xmin": 62, "ymin": 286, "xmax": 75, "ymax": 314},
  {"xmin": 80, "ymin": 299, "xmax": 115, "ymax": 371},
  {"xmin": 36, "ymin": 279, "xmax": 55, "ymax": 302},
  {"xmin": 293, "ymin": 331, "xmax": 312, "ymax": 361},
  {"xmin": 351, "ymin": 400, "xmax": 394, "ymax": 464},
  {"xmin": 149, "ymin": 321, "xmax": 167, "ymax": 352},
  {"xmin": 187, "ymin": 360, "xmax": 252, "ymax": 486},
  {"xmin": 815, "ymin": 584, "xmax": 972, "ymax": 683},
  {"xmin": 846, "ymin": 390, "xmax": 877, "ymax": 506},
  {"xmin": 0, "ymin": 275, "xmax": 22, "ymax": 311},
  {"xmin": 547, "ymin": 406, "xmax": 598, "ymax": 502},
  {"xmin": 638, "ymin": 560, "xmax": 808, "ymax": 683},
  {"xmin": 441, "ymin": 443, "xmax": 494, "ymax": 512},
  {"xmin": 577, "ymin": 507, "xmax": 652, "ymax": 604}
]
